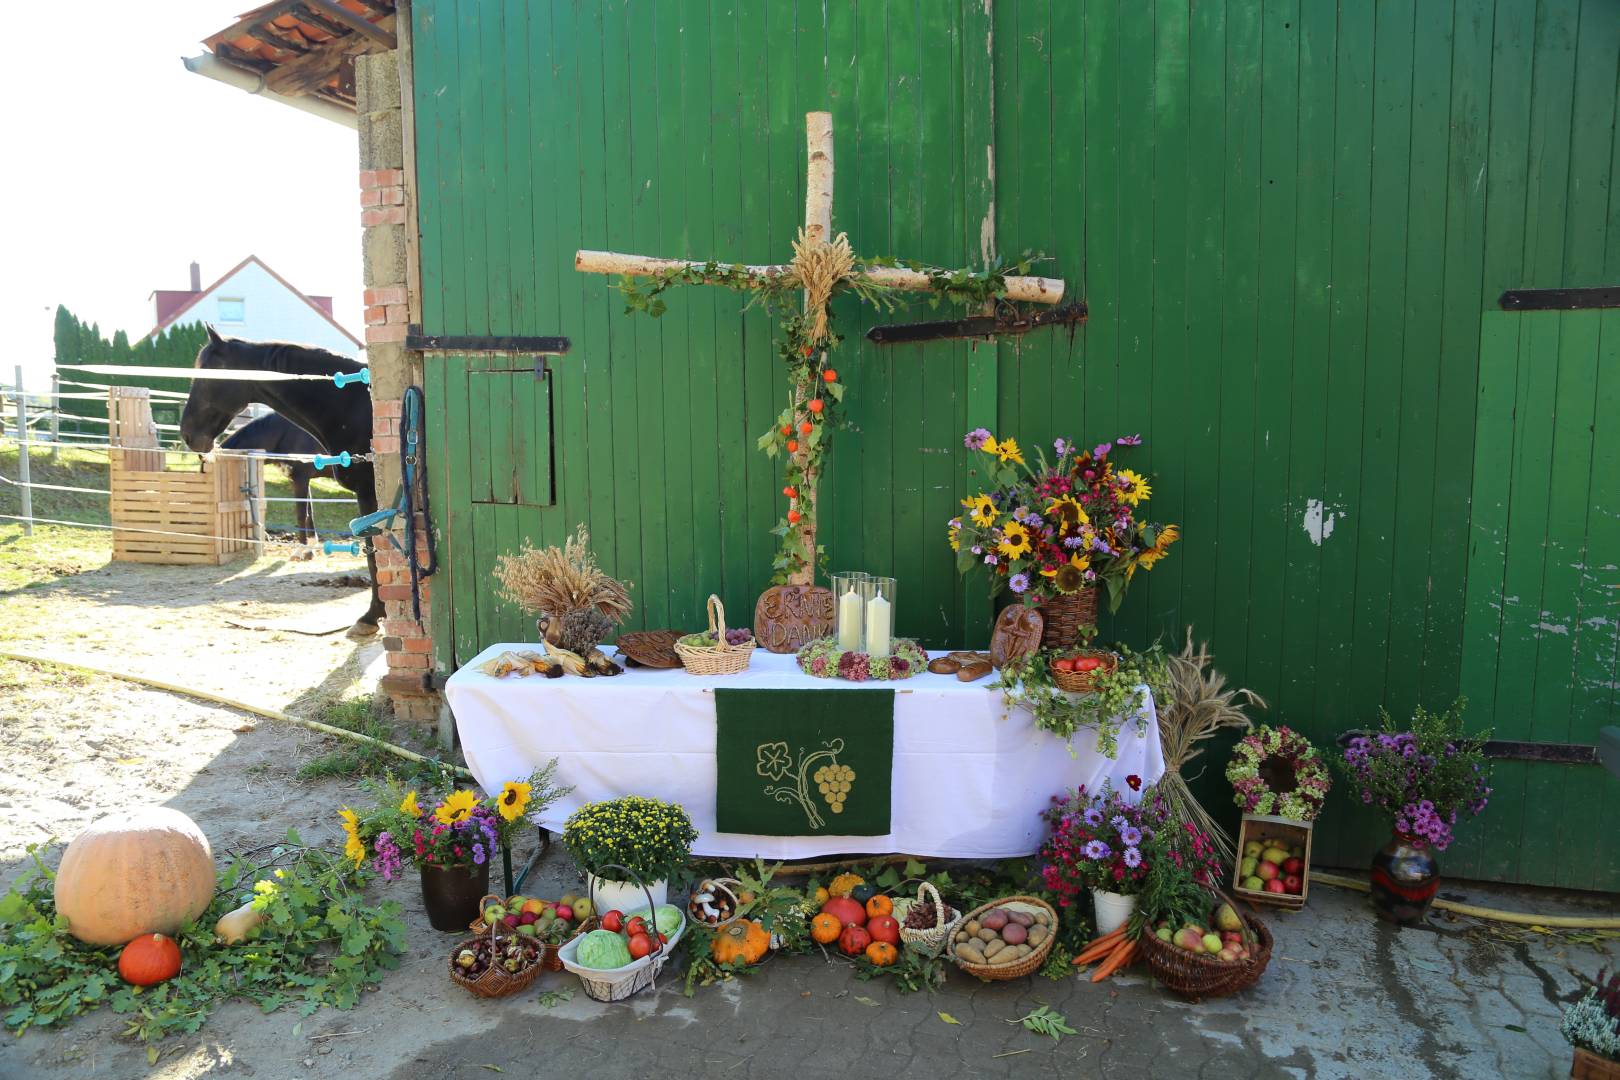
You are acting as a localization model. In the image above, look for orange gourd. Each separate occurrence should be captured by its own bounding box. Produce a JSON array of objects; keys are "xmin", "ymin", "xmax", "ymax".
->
[
  {"xmin": 810, "ymin": 912, "xmax": 842, "ymax": 945},
  {"xmin": 864, "ymin": 941, "xmax": 899, "ymax": 967},
  {"xmin": 119, "ymin": 933, "xmax": 182, "ymax": 986},
  {"xmin": 864, "ymin": 895, "xmax": 893, "ymax": 920},
  {"xmin": 810, "ymin": 885, "xmax": 829, "ymax": 906},
  {"xmin": 55, "ymin": 807, "xmax": 215, "ymax": 946},
  {"xmin": 711, "ymin": 919, "xmax": 770, "ymax": 966}
]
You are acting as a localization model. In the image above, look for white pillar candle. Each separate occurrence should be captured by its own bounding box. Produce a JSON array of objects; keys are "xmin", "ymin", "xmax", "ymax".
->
[
  {"xmin": 865, "ymin": 593, "xmax": 891, "ymax": 657},
  {"xmin": 838, "ymin": 587, "xmax": 864, "ymax": 651}
]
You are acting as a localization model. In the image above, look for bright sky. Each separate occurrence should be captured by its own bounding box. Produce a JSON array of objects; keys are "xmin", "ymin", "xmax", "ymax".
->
[{"xmin": 0, "ymin": 1, "xmax": 362, "ymax": 391}]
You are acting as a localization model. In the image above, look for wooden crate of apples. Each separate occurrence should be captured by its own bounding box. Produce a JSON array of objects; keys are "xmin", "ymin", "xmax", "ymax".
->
[{"xmin": 1232, "ymin": 814, "xmax": 1311, "ymax": 909}]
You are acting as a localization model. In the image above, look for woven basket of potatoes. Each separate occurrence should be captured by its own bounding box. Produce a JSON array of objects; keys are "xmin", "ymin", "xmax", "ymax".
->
[{"xmin": 947, "ymin": 895, "xmax": 1057, "ymax": 980}]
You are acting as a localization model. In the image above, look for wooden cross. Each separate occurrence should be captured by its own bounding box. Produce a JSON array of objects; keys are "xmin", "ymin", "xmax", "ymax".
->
[{"xmin": 576, "ymin": 112, "xmax": 1066, "ymax": 589}]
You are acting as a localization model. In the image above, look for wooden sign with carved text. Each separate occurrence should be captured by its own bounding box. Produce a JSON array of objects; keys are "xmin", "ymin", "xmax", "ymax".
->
[{"xmin": 753, "ymin": 585, "xmax": 835, "ymax": 654}]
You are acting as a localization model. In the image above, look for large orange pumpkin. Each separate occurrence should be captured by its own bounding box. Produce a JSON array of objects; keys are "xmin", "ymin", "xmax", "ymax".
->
[
  {"xmin": 54, "ymin": 807, "xmax": 215, "ymax": 946},
  {"xmin": 119, "ymin": 933, "xmax": 182, "ymax": 986},
  {"xmin": 810, "ymin": 912, "xmax": 842, "ymax": 945}
]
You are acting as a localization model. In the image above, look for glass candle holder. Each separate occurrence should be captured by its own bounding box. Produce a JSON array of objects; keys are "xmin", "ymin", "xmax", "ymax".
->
[
  {"xmin": 831, "ymin": 572, "xmax": 868, "ymax": 653},
  {"xmin": 862, "ymin": 576, "xmax": 896, "ymax": 657}
]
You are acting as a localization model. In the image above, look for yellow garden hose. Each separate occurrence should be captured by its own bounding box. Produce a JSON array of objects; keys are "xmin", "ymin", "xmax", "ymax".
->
[
  {"xmin": 0, "ymin": 649, "xmax": 473, "ymax": 779},
  {"xmin": 1311, "ymin": 870, "xmax": 1620, "ymax": 929}
]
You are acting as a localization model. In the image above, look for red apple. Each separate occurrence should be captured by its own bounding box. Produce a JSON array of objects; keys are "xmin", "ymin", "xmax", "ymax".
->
[
  {"xmin": 1264, "ymin": 879, "xmax": 1287, "ymax": 894},
  {"xmin": 1256, "ymin": 861, "xmax": 1280, "ymax": 881},
  {"xmin": 1283, "ymin": 874, "xmax": 1303, "ymax": 895},
  {"xmin": 1282, "ymin": 857, "xmax": 1304, "ymax": 876}
]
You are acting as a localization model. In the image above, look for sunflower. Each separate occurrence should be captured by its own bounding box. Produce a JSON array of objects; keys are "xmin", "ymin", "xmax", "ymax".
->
[
  {"xmin": 498, "ymin": 781, "xmax": 532, "ymax": 822},
  {"xmin": 399, "ymin": 790, "xmax": 420, "ymax": 816},
  {"xmin": 1053, "ymin": 562, "xmax": 1086, "ymax": 594},
  {"xmin": 1136, "ymin": 523, "xmax": 1180, "ymax": 570},
  {"xmin": 980, "ymin": 435, "xmax": 1001, "ymax": 457},
  {"xmin": 1116, "ymin": 468, "xmax": 1151, "ymax": 506},
  {"xmin": 1045, "ymin": 494, "xmax": 1089, "ymax": 530},
  {"xmin": 339, "ymin": 807, "xmax": 365, "ymax": 868},
  {"xmin": 994, "ymin": 437, "xmax": 1026, "ymax": 466},
  {"xmin": 435, "ymin": 789, "xmax": 480, "ymax": 826},
  {"xmin": 948, "ymin": 520, "xmax": 961, "ymax": 551},
  {"xmin": 963, "ymin": 493, "xmax": 998, "ymax": 527},
  {"xmin": 997, "ymin": 520, "xmax": 1032, "ymax": 559}
]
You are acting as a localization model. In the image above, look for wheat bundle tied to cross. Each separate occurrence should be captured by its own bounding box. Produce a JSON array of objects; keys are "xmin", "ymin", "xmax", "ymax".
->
[{"xmin": 789, "ymin": 228, "xmax": 856, "ymax": 345}]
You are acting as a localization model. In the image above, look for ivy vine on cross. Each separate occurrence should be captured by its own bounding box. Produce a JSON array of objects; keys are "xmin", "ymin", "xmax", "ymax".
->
[{"xmin": 575, "ymin": 111, "xmax": 1066, "ymax": 586}]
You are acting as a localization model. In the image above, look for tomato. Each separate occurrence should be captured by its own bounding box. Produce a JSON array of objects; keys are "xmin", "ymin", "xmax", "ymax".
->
[
  {"xmin": 601, "ymin": 910, "xmax": 624, "ymax": 933},
  {"xmin": 626, "ymin": 916, "xmax": 648, "ymax": 938},
  {"xmin": 627, "ymin": 932, "xmax": 652, "ymax": 959},
  {"xmin": 1051, "ymin": 658, "xmax": 1075, "ymax": 673},
  {"xmin": 1075, "ymin": 657, "xmax": 1103, "ymax": 672},
  {"xmin": 658, "ymin": 932, "xmax": 668, "ymax": 944}
]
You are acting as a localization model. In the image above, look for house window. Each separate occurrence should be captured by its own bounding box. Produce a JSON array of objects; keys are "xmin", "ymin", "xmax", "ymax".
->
[{"xmin": 217, "ymin": 297, "xmax": 245, "ymax": 323}]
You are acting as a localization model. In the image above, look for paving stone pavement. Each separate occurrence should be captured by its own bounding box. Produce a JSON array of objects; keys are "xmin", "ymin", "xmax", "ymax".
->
[{"xmin": 390, "ymin": 854, "xmax": 1615, "ymax": 1080}]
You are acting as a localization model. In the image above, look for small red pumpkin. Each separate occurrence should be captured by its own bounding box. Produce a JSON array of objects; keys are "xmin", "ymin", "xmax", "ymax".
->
[
  {"xmin": 838, "ymin": 924, "xmax": 871, "ymax": 957},
  {"xmin": 118, "ymin": 933, "xmax": 181, "ymax": 987},
  {"xmin": 820, "ymin": 896, "xmax": 866, "ymax": 928},
  {"xmin": 865, "ymin": 914, "xmax": 901, "ymax": 946}
]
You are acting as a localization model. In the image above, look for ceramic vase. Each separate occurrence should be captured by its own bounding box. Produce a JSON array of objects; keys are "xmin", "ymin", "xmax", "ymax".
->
[
  {"xmin": 1369, "ymin": 832, "xmax": 1439, "ymax": 925},
  {"xmin": 420, "ymin": 860, "xmax": 490, "ymax": 932}
]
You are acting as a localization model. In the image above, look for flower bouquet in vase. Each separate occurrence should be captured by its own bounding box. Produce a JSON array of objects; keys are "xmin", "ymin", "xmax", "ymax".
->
[
  {"xmin": 949, "ymin": 430, "xmax": 1179, "ymax": 649},
  {"xmin": 562, "ymin": 795, "xmax": 698, "ymax": 912},
  {"xmin": 1336, "ymin": 699, "xmax": 1491, "ymax": 926}
]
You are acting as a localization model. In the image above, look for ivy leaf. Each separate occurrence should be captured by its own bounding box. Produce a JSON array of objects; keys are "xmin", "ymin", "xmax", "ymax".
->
[
  {"xmin": 756, "ymin": 431, "xmax": 777, "ymax": 452},
  {"xmin": 873, "ymin": 867, "xmax": 901, "ymax": 890},
  {"xmin": 902, "ymin": 859, "xmax": 928, "ymax": 879}
]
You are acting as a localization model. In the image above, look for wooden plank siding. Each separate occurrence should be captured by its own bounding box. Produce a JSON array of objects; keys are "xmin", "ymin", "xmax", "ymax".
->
[{"xmin": 411, "ymin": 0, "xmax": 1620, "ymax": 888}]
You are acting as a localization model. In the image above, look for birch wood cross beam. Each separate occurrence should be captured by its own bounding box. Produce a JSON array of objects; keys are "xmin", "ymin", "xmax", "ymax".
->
[{"xmin": 574, "ymin": 111, "xmax": 1067, "ymax": 588}]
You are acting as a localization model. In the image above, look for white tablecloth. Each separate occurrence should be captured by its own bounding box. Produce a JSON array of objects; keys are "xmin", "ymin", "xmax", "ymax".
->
[{"xmin": 445, "ymin": 646, "xmax": 1165, "ymax": 860}]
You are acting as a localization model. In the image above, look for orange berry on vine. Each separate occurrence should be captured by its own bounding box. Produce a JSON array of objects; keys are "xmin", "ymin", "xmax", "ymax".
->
[
  {"xmin": 808, "ymin": 399, "xmax": 825, "ymax": 413},
  {"xmin": 787, "ymin": 509, "xmax": 802, "ymax": 524},
  {"xmin": 780, "ymin": 425, "xmax": 792, "ymax": 437},
  {"xmin": 783, "ymin": 485, "xmax": 797, "ymax": 498},
  {"xmin": 823, "ymin": 369, "xmax": 837, "ymax": 382},
  {"xmin": 786, "ymin": 439, "xmax": 799, "ymax": 453},
  {"xmin": 799, "ymin": 421, "xmax": 813, "ymax": 436},
  {"xmin": 801, "ymin": 345, "xmax": 814, "ymax": 358}
]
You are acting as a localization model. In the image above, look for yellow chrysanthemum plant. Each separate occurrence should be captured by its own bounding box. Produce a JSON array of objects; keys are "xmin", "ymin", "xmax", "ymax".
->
[
  {"xmin": 343, "ymin": 759, "xmax": 572, "ymax": 881},
  {"xmin": 562, "ymin": 795, "xmax": 699, "ymax": 887},
  {"xmin": 949, "ymin": 430, "xmax": 1179, "ymax": 614}
]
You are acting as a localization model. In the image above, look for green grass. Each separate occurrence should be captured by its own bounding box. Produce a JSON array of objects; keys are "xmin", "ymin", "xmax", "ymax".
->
[
  {"xmin": 296, "ymin": 696, "xmax": 401, "ymax": 781},
  {"xmin": 0, "ymin": 444, "xmax": 358, "ymax": 592}
]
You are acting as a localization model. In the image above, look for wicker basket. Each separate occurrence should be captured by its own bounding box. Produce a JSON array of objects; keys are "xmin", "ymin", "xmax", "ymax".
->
[
  {"xmin": 896, "ymin": 881, "xmax": 963, "ymax": 959},
  {"xmin": 1038, "ymin": 587, "xmax": 1099, "ymax": 650},
  {"xmin": 557, "ymin": 863, "xmax": 684, "ymax": 1002},
  {"xmin": 1139, "ymin": 893, "xmax": 1273, "ymax": 999},
  {"xmin": 1049, "ymin": 648, "xmax": 1118, "ymax": 693},
  {"xmin": 947, "ymin": 895, "xmax": 1058, "ymax": 980},
  {"xmin": 675, "ymin": 595, "xmax": 756, "ymax": 675},
  {"xmin": 447, "ymin": 920, "xmax": 549, "ymax": 998},
  {"xmin": 466, "ymin": 894, "xmax": 582, "ymax": 972}
]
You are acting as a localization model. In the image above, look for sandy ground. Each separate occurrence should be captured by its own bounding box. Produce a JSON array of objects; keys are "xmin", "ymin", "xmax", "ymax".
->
[{"xmin": 0, "ymin": 551, "xmax": 1614, "ymax": 1080}]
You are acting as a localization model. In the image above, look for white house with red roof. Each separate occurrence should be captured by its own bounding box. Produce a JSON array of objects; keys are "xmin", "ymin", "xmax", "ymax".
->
[{"xmin": 146, "ymin": 255, "xmax": 362, "ymax": 356}]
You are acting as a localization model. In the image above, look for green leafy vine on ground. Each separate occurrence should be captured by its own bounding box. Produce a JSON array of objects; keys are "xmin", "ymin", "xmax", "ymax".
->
[
  {"xmin": 996, "ymin": 642, "xmax": 1171, "ymax": 758},
  {"xmin": 0, "ymin": 833, "xmax": 405, "ymax": 1063},
  {"xmin": 616, "ymin": 252, "xmax": 1043, "ymax": 581}
]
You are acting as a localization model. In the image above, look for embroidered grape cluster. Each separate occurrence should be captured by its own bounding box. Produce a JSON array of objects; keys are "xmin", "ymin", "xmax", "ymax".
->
[{"xmin": 814, "ymin": 763, "xmax": 855, "ymax": 814}]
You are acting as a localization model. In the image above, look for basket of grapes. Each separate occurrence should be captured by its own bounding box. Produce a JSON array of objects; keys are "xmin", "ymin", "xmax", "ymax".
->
[
  {"xmin": 894, "ymin": 881, "xmax": 963, "ymax": 958},
  {"xmin": 674, "ymin": 595, "xmax": 757, "ymax": 676}
]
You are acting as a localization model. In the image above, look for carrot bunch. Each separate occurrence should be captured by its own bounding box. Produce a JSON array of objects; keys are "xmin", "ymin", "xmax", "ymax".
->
[{"xmin": 1071, "ymin": 925, "xmax": 1137, "ymax": 982}]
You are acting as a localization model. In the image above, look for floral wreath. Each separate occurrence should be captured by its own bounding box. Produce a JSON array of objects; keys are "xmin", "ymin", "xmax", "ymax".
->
[
  {"xmin": 795, "ymin": 637, "xmax": 927, "ymax": 682},
  {"xmin": 1225, "ymin": 725, "xmax": 1332, "ymax": 822}
]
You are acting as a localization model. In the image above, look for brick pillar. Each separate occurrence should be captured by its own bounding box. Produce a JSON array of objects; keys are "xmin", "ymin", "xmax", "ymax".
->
[{"xmin": 358, "ymin": 51, "xmax": 440, "ymax": 726}]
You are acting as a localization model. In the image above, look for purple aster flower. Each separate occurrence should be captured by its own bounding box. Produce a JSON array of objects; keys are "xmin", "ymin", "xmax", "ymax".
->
[
  {"xmin": 1054, "ymin": 438, "xmax": 1070, "ymax": 456},
  {"xmin": 1063, "ymin": 535, "xmax": 1085, "ymax": 549},
  {"xmin": 1083, "ymin": 840, "xmax": 1110, "ymax": 860},
  {"xmin": 1123, "ymin": 847, "xmax": 1142, "ymax": 869},
  {"xmin": 472, "ymin": 843, "xmax": 486, "ymax": 865},
  {"xmin": 1120, "ymin": 825, "xmax": 1142, "ymax": 847},
  {"xmin": 964, "ymin": 427, "xmax": 992, "ymax": 450},
  {"xmin": 1083, "ymin": 807, "xmax": 1104, "ymax": 826},
  {"xmin": 1116, "ymin": 433, "xmax": 1143, "ymax": 446},
  {"xmin": 1009, "ymin": 572, "xmax": 1030, "ymax": 593},
  {"xmin": 1111, "ymin": 815, "xmax": 1128, "ymax": 830}
]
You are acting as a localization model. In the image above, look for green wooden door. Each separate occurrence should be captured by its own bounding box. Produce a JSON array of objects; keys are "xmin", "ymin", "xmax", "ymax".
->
[
  {"xmin": 1445, "ymin": 310, "xmax": 1619, "ymax": 890},
  {"xmin": 412, "ymin": 0, "xmax": 1620, "ymax": 886}
]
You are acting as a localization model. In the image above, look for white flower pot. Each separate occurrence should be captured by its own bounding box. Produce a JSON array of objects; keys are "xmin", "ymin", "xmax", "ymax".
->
[
  {"xmin": 1092, "ymin": 888, "xmax": 1137, "ymax": 937},
  {"xmin": 587, "ymin": 873, "xmax": 667, "ymax": 914}
]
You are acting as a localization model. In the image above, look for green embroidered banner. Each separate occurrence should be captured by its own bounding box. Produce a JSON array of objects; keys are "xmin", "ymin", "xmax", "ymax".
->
[{"xmin": 714, "ymin": 688, "xmax": 895, "ymax": 836}]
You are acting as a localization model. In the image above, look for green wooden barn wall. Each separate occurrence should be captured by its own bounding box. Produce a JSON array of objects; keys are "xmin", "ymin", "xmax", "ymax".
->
[{"xmin": 410, "ymin": 0, "xmax": 1620, "ymax": 889}]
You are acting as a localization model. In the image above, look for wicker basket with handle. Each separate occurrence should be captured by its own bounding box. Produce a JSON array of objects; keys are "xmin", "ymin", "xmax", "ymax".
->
[
  {"xmin": 675, "ymin": 595, "xmax": 756, "ymax": 676},
  {"xmin": 947, "ymin": 895, "xmax": 1058, "ymax": 980},
  {"xmin": 895, "ymin": 881, "xmax": 963, "ymax": 958},
  {"xmin": 558, "ymin": 863, "xmax": 685, "ymax": 1002},
  {"xmin": 1049, "ymin": 648, "xmax": 1118, "ymax": 693},
  {"xmin": 1138, "ymin": 889, "xmax": 1273, "ymax": 999},
  {"xmin": 466, "ymin": 893, "xmax": 583, "ymax": 973},
  {"xmin": 447, "ymin": 913, "xmax": 549, "ymax": 998}
]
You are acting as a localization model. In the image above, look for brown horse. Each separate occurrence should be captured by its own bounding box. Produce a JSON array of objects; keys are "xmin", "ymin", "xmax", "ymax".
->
[{"xmin": 179, "ymin": 327, "xmax": 382, "ymax": 637}]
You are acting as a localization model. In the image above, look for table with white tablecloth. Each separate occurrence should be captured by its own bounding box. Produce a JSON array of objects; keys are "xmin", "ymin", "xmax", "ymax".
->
[{"xmin": 445, "ymin": 646, "xmax": 1164, "ymax": 860}]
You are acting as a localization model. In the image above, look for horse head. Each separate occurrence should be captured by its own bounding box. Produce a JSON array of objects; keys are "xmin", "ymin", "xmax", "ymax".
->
[{"xmin": 180, "ymin": 326, "xmax": 251, "ymax": 452}]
